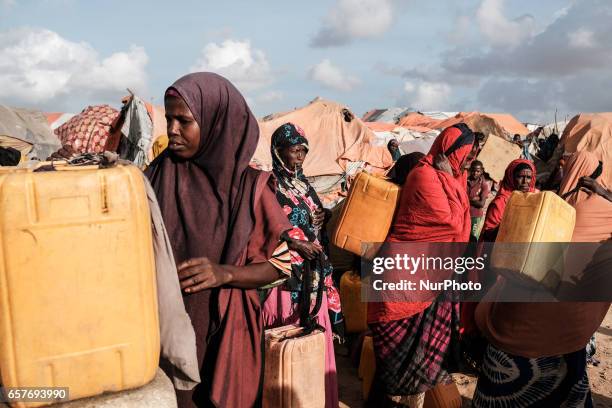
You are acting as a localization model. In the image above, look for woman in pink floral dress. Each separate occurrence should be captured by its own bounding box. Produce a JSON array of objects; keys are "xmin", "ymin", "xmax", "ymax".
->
[{"xmin": 261, "ymin": 122, "xmax": 344, "ymax": 408}]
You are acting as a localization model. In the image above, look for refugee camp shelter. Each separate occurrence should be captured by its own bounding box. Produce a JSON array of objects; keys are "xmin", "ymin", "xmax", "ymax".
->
[
  {"xmin": 362, "ymin": 107, "xmax": 413, "ymax": 123},
  {"xmin": 0, "ymin": 105, "xmax": 61, "ymax": 161}
]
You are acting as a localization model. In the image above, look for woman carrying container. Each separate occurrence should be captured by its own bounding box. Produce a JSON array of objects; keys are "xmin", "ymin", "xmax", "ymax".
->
[
  {"xmin": 261, "ymin": 122, "xmax": 343, "ymax": 408},
  {"xmin": 367, "ymin": 124, "xmax": 476, "ymax": 408},
  {"xmin": 472, "ymin": 153, "xmax": 612, "ymax": 407},
  {"xmin": 146, "ymin": 73, "xmax": 293, "ymax": 408}
]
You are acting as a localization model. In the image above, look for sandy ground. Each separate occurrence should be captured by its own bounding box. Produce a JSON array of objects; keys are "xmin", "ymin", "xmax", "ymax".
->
[{"xmin": 338, "ymin": 306, "xmax": 612, "ymax": 407}]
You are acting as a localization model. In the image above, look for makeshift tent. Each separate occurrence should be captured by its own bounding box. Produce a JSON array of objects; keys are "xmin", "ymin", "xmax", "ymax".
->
[
  {"xmin": 420, "ymin": 111, "xmax": 458, "ymax": 120},
  {"xmin": 561, "ymin": 113, "xmax": 612, "ymax": 185},
  {"xmin": 0, "ymin": 105, "xmax": 61, "ymax": 161},
  {"xmin": 397, "ymin": 112, "xmax": 445, "ymax": 130},
  {"xmin": 484, "ymin": 113, "xmax": 530, "ymax": 136},
  {"xmin": 365, "ymin": 121, "xmax": 438, "ymax": 136},
  {"xmin": 254, "ymin": 98, "xmax": 393, "ymax": 177},
  {"xmin": 362, "ymin": 107, "xmax": 412, "ymax": 123},
  {"xmin": 55, "ymin": 105, "xmax": 119, "ymax": 154},
  {"xmin": 436, "ymin": 112, "xmax": 510, "ymax": 139}
]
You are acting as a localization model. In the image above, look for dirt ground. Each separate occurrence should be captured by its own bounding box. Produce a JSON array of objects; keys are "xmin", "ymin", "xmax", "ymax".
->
[{"xmin": 338, "ymin": 306, "xmax": 612, "ymax": 407}]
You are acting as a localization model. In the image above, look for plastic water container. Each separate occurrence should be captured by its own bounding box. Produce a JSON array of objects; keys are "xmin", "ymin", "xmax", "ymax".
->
[
  {"xmin": 333, "ymin": 172, "xmax": 400, "ymax": 258},
  {"xmin": 491, "ymin": 191, "xmax": 576, "ymax": 290},
  {"xmin": 0, "ymin": 163, "xmax": 159, "ymax": 407}
]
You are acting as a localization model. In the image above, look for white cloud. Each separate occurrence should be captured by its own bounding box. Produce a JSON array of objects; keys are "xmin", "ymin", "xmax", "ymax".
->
[
  {"xmin": 402, "ymin": 81, "xmax": 452, "ymax": 111},
  {"xmin": 568, "ymin": 28, "xmax": 595, "ymax": 48},
  {"xmin": 311, "ymin": 0, "xmax": 394, "ymax": 47},
  {"xmin": 256, "ymin": 90, "xmax": 284, "ymax": 104},
  {"xmin": 476, "ymin": 0, "xmax": 536, "ymax": 48},
  {"xmin": 0, "ymin": 28, "xmax": 148, "ymax": 107},
  {"xmin": 190, "ymin": 39, "xmax": 272, "ymax": 93},
  {"xmin": 307, "ymin": 59, "xmax": 361, "ymax": 92},
  {"xmin": 1, "ymin": 0, "xmax": 15, "ymax": 8}
]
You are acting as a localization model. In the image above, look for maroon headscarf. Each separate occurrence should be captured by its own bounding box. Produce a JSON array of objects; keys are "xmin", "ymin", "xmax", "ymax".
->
[{"xmin": 146, "ymin": 72, "xmax": 265, "ymax": 407}]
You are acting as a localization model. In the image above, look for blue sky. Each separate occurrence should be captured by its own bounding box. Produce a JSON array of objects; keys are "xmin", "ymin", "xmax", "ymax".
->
[{"xmin": 1, "ymin": 0, "xmax": 610, "ymax": 123}]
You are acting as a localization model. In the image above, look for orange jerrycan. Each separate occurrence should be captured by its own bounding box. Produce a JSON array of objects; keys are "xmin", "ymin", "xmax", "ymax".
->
[
  {"xmin": 424, "ymin": 382, "xmax": 462, "ymax": 408},
  {"xmin": 263, "ymin": 325, "xmax": 326, "ymax": 408},
  {"xmin": 339, "ymin": 271, "xmax": 368, "ymax": 333},
  {"xmin": 491, "ymin": 191, "xmax": 576, "ymax": 290},
  {"xmin": 332, "ymin": 172, "xmax": 400, "ymax": 259},
  {"xmin": 358, "ymin": 335, "xmax": 375, "ymax": 400},
  {"xmin": 0, "ymin": 163, "xmax": 159, "ymax": 407}
]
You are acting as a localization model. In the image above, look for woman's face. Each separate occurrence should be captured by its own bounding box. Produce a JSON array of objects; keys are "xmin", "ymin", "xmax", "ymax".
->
[
  {"xmin": 165, "ymin": 95, "xmax": 201, "ymax": 159},
  {"xmin": 514, "ymin": 168, "xmax": 533, "ymax": 192},
  {"xmin": 279, "ymin": 145, "xmax": 307, "ymax": 171}
]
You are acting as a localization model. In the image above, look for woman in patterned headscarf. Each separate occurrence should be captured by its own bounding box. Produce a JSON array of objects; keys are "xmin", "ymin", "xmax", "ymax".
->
[{"xmin": 261, "ymin": 122, "xmax": 344, "ymax": 408}]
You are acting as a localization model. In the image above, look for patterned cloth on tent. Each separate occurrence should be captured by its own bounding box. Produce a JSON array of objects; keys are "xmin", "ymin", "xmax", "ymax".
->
[{"xmin": 55, "ymin": 105, "xmax": 119, "ymax": 154}]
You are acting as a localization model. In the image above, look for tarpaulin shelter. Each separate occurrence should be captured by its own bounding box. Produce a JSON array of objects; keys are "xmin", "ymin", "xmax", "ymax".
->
[
  {"xmin": 484, "ymin": 113, "xmax": 530, "ymax": 136},
  {"xmin": 561, "ymin": 113, "xmax": 612, "ymax": 185},
  {"xmin": 397, "ymin": 112, "xmax": 445, "ymax": 130},
  {"xmin": 0, "ymin": 105, "xmax": 61, "ymax": 161},
  {"xmin": 362, "ymin": 107, "xmax": 412, "ymax": 123},
  {"xmin": 255, "ymin": 98, "xmax": 393, "ymax": 177},
  {"xmin": 364, "ymin": 121, "xmax": 438, "ymax": 135},
  {"xmin": 420, "ymin": 111, "xmax": 458, "ymax": 120},
  {"xmin": 436, "ymin": 112, "xmax": 510, "ymax": 139}
]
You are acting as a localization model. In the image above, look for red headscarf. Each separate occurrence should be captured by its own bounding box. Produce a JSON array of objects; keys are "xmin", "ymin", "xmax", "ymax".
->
[
  {"xmin": 368, "ymin": 124, "xmax": 475, "ymax": 323},
  {"xmin": 480, "ymin": 159, "xmax": 536, "ymax": 241},
  {"xmin": 388, "ymin": 124, "xmax": 475, "ymax": 243}
]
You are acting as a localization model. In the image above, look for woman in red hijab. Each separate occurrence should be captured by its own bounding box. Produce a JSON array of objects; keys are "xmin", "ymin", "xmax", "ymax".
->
[
  {"xmin": 479, "ymin": 159, "xmax": 536, "ymax": 242},
  {"xmin": 367, "ymin": 124, "xmax": 476, "ymax": 407}
]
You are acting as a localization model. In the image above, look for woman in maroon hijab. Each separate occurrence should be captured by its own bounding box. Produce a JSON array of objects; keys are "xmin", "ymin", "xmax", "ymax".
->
[{"xmin": 146, "ymin": 73, "xmax": 292, "ymax": 408}]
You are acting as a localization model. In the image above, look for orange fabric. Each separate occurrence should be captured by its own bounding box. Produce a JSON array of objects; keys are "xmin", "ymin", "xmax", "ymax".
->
[
  {"xmin": 483, "ymin": 113, "xmax": 530, "ymax": 136},
  {"xmin": 560, "ymin": 113, "xmax": 612, "ymax": 187},
  {"xmin": 476, "ymin": 151, "xmax": 612, "ymax": 358},
  {"xmin": 364, "ymin": 122, "xmax": 396, "ymax": 131},
  {"xmin": 436, "ymin": 112, "xmax": 509, "ymax": 139},
  {"xmin": 45, "ymin": 112, "xmax": 63, "ymax": 125},
  {"xmin": 397, "ymin": 112, "xmax": 444, "ymax": 130},
  {"xmin": 255, "ymin": 99, "xmax": 393, "ymax": 176}
]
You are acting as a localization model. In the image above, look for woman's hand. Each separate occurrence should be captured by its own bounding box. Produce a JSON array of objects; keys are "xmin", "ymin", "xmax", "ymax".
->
[
  {"xmin": 579, "ymin": 177, "xmax": 608, "ymax": 197},
  {"xmin": 287, "ymin": 239, "xmax": 322, "ymax": 260},
  {"xmin": 178, "ymin": 257, "xmax": 231, "ymax": 294},
  {"xmin": 433, "ymin": 153, "xmax": 454, "ymax": 176},
  {"xmin": 312, "ymin": 208, "xmax": 326, "ymax": 228}
]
